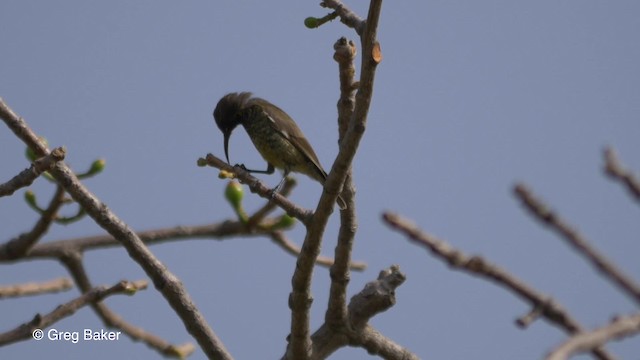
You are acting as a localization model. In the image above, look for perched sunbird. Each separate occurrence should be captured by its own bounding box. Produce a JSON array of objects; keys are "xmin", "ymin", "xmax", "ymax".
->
[{"xmin": 213, "ymin": 92, "xmax": 346, "ymax": 210}]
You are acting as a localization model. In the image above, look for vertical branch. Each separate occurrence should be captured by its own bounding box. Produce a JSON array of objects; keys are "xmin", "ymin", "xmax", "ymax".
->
[
  {"xmin": 334, "ymin": 37, "xmax": 358, "ymax": 142},
  {"xmin": 326, "ymin": 37, "xmax": 359, "ymax": 328},
  {"xmin": 287, "ymin": 0, "xmax": 383, "ymax": 358}
]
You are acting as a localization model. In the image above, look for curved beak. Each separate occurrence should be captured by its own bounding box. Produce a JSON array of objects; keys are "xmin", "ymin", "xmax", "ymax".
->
[{"xmin": 223, "ymin": 131, "xmax": 231, "ymax": 164}]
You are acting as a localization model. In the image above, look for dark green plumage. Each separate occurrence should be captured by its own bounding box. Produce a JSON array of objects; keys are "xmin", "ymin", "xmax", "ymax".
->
[{"xmin": 213, "ymin": 92, "xmax": 346, "ymax": 210}]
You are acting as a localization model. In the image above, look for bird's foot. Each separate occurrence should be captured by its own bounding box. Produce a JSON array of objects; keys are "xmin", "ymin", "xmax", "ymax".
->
[{"xmin": 268, "ymin": 188, "xmax": 278, "ymax": 199}]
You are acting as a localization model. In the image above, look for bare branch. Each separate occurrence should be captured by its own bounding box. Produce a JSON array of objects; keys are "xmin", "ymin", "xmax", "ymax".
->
[
  {"xmin": 348, "ymin": 265, "xmax": 405, "ymax": 327},
  {"xmin": 382, "ymin": 212, "xmax": 616, "ymax": 360},
  {"xmin": 269, "ymin": 231, "xmax": 366, "ymax": 271},
  {"xmin": 514, "ymin": 183, "xmax": 640, "ymax": 305},
  {"xmin": 326, "ymin": 36, "xmax": 360, "ymax": 329},
  {"xmin": 0, "ymin": 186, "xmax": 66, "ymax": 260},
  {"xmin": 286, "ymin": 1, "xmax": 383, "ymax": 358},
  {"xmin": 603, "ymin": 146, "xmax": 640, "ymax": 202},
  {"xmin": 248, "ymin": 177, "xmax": 297, "ymax": 226},
  {"xmin": 22, "ymin": 222, "xmax": 259, "ymax": 260},
  {"xmin": 7, "ymin": 212, "xmax": 366, "ymax": 275},
  {"xmin": 0, "ymin": 98, "xmax": 232, "ymax": 360},
  {"xmin": 0, "ymin": 280, "xmax": 147, "ymax": 346},
  {"xmin": 0, "ymin": 147, "xmax": 65, "ymax": 197},
  {"xmin": 355, "ymin": 325, "xmax": 420, "ymax": 360},
  {"xmin": 0, "ymin": 278, "xmax": 73, "ymax": 299},
  {"xmin": 307, "ymin": 265, "xmax": 416, "ymax": 360},
  {"xmin": 201, "ymin": 153, "xmax": 313, "ymax": 226},
  {"xmin": 333, "ymin": 37, "xmax": 358, "ymax": 140},
  {"xmin": 321, "ymin": 0, "xmax": 365, "ymax": 35},
  {"xmin": 547, "ymin": 313, "xmax": 640, "ymax": 360},
  {"xmin": 60, "ymin": 253, "xmax": 194, "ymax": 358}
]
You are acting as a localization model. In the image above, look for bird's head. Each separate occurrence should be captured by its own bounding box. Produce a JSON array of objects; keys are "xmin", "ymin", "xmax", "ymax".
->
[{"xmin": 213, "ymin": 92, "xmax": 252, "ymax": 164}]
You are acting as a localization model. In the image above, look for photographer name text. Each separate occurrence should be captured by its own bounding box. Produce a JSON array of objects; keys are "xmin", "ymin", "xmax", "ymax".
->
[{"xmin": 32, "ymin": 328, "xmax": 122, "ymax": 344}]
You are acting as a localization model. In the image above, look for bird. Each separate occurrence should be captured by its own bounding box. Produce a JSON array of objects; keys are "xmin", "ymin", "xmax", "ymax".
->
[{"xmin": 213, "ymin": 92, "xmax": 346, "ymax": 210}]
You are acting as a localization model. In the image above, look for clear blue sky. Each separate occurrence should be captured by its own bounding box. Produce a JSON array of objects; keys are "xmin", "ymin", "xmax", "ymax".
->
[{"xmin": 2, "ymin": 1, "xmax": 639, "ymax": 359}]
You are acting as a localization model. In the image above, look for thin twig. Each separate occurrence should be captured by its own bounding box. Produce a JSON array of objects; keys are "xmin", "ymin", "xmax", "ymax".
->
[
  {"xmin": 60, "ymin": 253, "xmax": 194, "ymax": 358},
  {"xmin": 514, "ymin": 183, "xmax": 640, "ymax": 305},
  {"xmin": 201, "ymin": 153, "xmax": 313, "ymax": 226},
  {"xmin": 7, "ymin": 213, "xmax": 365, "ymax": 273},
  {"xmin": 0, "ymin": 278, "xmax": 73, "ymax": 299},
  {"xmin": 21, "ymin": 222, "xmax": 261, "ymax": 260},
  {"xmin": 603, "ymin": 146, "xmax": 640, "ymax": 202},
  {"xmin": 0, "ymin": 186, "xmax": 66, "ymax": 260},
  {"xmin": 269, "ymin": 231, "xmax": 366, "ymax": 271},
  {"xmin": 0, "ymin": 147, "xmax": 66, "ymax": 197},
  {"xmin": 383, "ymin": 211, "xmax": 615, "ymax": 360},
  {"xmin": 248, "ymin": 177, "xmax": 297, "ymax": 226},
  {"xmin": 0, "ymin": 280, "xmax": 147, "ymax": 346},
  {"xmin": 547, "ymin": 313, "xmax": 640, "ymax": 360},
  {"xmin": 355, "ymin": 325, "xmax": 419, "ymax": 360},
  {"xmin": 321, "ymin": 0, "xmax": 366, "ymax": 35}
]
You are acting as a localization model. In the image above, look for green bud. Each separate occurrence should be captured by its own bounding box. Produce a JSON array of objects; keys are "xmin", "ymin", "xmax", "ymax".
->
[
  {"xmin": 272, "ymin": 214, "xmax": 296, "ymax": 230},
  {"xmin": 196, "ymin": 158, "xmax": 208, "ymax": 167},
  {"xmin": 225, "ymin": 181, "xmax": 244, "ymax": 208},
  {"xmin": 24, "ymin": 190, "xmax": 37, "ymax": 207},
  {"xmin": 88, "ymin": 159, "xmax": 106, "ymax": 175},
  {"xmin": 304, "ymin": 17, "xmax": 319, "ymax": 29},
  {"xmin": 225, "ymin": 181, "xmax": 248, "ymax": 223},
  {"xmin": 123, "ymin": 284, "xmax": 139, "ymax": 295},
  {"xmin": 25, "ymin": 147, "xmax": 37, "ymax": 162}
]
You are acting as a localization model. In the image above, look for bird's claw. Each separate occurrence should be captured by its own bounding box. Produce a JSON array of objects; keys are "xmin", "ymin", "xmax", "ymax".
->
[
  {"xmin": 268, "ymin": 188, "xmax": 278, "ymax": 199},
  {"xmin": 233, "ymin": 164, "xmax": 248, "ymax": 171}
]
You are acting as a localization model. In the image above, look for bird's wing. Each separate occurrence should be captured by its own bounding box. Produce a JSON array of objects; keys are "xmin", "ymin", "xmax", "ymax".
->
[{"xmin": 251, "ymin": 98, "xmax": 328, "ymax": 179}]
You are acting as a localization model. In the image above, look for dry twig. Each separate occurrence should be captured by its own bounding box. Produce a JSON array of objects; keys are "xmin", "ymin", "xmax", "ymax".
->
[
  {"xmin": 514, "ymin": 183, "xmax": 640, "ymax": 305},
  {"xmin": 383, "ymin": 211, "xmax": 615, "ymax": 360}
]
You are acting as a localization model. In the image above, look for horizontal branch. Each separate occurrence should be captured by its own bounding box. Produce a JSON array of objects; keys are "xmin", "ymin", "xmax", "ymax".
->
[
  {"xmin": 5, "ymin": 220, "xmax": 366, "ymax": 271},
  {"xmin": 0, "ymin": 277, "xmax": 73, "ymax": 299},
  {"xmin": 23, "ymin": 222, "xmax": 252, "ymax": 259},
  {"xmin": 0, "ymin": 280, "xmax": 147, "ymax": 346}
]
